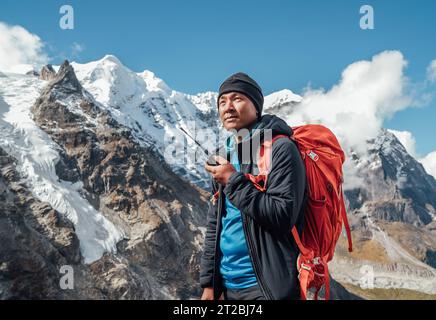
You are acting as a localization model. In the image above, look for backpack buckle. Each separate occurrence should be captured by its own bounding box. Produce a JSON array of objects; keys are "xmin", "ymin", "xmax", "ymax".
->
[
  {"xmin": 307, "ymin": 150, "xmax": 319, "ymax": 161},
  {"xmin": 300, "ymin": 263, "xmax": 311, "ymax": 272},
  {"xmin": 210, "ymin": 191, "xmax": 219, "ymax": 205}
]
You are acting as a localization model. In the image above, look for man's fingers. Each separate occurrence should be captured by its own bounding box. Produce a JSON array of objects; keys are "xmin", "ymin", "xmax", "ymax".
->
[
  {"xmin": 213, "ymin": 155, "xmax": 228, "ymax": 165},
  {"xmin": 204, "ymin": 163, "xmax": 217, "ymax": 174},
  {"xmin": 204, "ymin": 162, "xmax": 212, "ymax": 171}
]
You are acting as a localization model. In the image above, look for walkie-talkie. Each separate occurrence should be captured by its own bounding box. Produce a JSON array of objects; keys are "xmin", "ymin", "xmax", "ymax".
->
[{"xmin": 178, "ymin": 126, "xmax": 219, "ymax": 166}]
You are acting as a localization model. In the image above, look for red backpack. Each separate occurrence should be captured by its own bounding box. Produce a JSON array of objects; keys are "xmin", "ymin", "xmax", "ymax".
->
[{"xmin": 246, "ymin": 124, "xmax": 353, "ymax": 300}]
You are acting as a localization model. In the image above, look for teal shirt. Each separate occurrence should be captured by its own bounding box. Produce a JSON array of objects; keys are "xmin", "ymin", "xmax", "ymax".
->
[{"xmin": 219, "ymin": 137, "xmax": 258, "ymax": 289}]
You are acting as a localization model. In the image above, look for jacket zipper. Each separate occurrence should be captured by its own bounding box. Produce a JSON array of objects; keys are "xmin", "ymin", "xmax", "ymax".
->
[
  {"xmin": 212, "ymin": 185, "xmax": 223, "ymax": 300},
  {"xmin": 243, "ymin": 146, "xmax": 274, "ymax": 299},
  {"xmin": 241, "ymin": 212, "xmax": 274, "ymax": 300}
]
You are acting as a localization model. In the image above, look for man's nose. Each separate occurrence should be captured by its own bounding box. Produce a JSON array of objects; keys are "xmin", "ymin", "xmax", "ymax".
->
[{"xmin": 222, "ymin": 100, "xmax": 236, "ymax": 112}]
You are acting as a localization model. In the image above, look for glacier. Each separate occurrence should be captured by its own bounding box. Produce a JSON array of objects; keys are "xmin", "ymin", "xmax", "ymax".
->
[{"xmin": 0, "ymin": 73, "xmax": 124, "ymax": 264}]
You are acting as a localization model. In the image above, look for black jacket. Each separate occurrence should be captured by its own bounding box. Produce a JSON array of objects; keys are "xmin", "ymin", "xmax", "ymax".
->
[{"xmin": 199, "ymin": 114, "xmax": 307, "ymax": 300}]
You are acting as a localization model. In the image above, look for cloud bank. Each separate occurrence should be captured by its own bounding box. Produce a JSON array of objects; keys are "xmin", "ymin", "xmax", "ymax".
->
[
  {"xmin": 278, "ymin": 51, "xmax": 436, "ymax": 186},
  {"xmin": 0, "ymin": 22, "xmax": 49, "ymax": 73},
  {"xmin": 285, "ymin": 51, "xmax": 412, "ymax": 156},
  {"xmin": 427, "ymin": 60, "xmax": 436, "ymax": 82}
]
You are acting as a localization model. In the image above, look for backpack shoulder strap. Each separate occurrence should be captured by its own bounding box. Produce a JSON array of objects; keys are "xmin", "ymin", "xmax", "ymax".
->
[
  {"xmin": 257, "ymin": 133, "xmax": 312, "ymax": 257},
  {"xmin": 256, "ymin": 132, "xmax": 318, "ymax": 301},
  {"xmin": 257, "ymin": 134, "xmax": 289, "ymax": 175}
]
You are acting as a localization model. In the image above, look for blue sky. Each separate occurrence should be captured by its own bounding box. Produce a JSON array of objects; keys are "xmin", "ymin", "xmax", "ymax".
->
[{"xmin": 1, "ymin": 0, "xmax": 435, "ymax": 154}]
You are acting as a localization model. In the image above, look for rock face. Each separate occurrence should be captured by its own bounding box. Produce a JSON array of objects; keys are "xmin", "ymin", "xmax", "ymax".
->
[
  {"xmin": 39, "ymin": 64, "xmax": 56, "ymax": 81},
  {"xmin": 0, "ymin": 146, "xmax": 80, "ymax": 299},
  {"xmin": 345, "ymin": 130, "xmax": 436, "ymax": 226},
  {"xmin": 1, "ymin": 60, "xmax": 210, "ymax": 299},
  {"xmin": 329, "ymin": 130, "xmax": 436, "ymax": 296},
  {"xmin": 0, "ymin": 145, "xmax": 160, "ymax": 299}
]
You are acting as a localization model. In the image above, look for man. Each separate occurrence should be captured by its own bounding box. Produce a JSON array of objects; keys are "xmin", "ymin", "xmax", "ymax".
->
[{"xmin": 200, "ymin": 72, "xmax": 307, "ymax": 300}]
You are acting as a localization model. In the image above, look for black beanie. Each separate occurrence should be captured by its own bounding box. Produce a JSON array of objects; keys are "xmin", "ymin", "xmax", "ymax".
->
[{"xmin": 217, "ymin": 72, "xmax": 264, "ymax": 118}]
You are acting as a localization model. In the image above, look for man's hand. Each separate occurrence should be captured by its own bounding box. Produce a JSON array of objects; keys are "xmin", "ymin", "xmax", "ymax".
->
[
  {"xmin": 201, "ymin": 287, "xmax": 214, "ymax": 300},
  {"xmin": 204, "ymin": 156, "xmax": 236, "ymax": 185},
  {"xmin": 201, "ymin": 287, "xmax": 224, "ymax": 300}
]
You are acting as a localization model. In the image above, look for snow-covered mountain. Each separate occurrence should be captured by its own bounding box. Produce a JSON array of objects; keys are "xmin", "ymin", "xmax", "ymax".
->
[
  {"xmin": 330, "ymin": 130, "xmax": 436, "ymax": 296},
  {"xmin": 0, "ymin": 60, "xmax": 209, "ymax": 299},
  {"xmin": 0, "ymin": 73, "xmax": 123, "ymax": 264},
  {"xmin": 70, "ymin": 55, "xmax": 223, "ymax": 189},
  {"xmin": 1, "ymin": 55, "xmax": 435, "ymax": 299}
]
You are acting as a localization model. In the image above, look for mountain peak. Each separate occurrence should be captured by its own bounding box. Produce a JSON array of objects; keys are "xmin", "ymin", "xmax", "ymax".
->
[
  {"xmin": 138, "ymin": 69, "xmax": 171, "ymax": 93},
  {"xmin": 45, "ymin": 60, "xmax": 82, "ymax": 94},
  {"xmin": 100, "ymin": 54, "xmax": 122, "ymax": 65},
  {"xmin": 264, "ymin": 89, "xmax": 302, "ymax": 109},
  {"xmin": 40, "ymin": 64, "xmax": 56, "ymax": 81}
]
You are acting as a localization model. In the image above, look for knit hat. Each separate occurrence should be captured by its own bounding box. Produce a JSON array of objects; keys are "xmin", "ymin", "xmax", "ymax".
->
[{"xmin": 217, "ymin": 72, "xmax": 264, "ymax": 118}]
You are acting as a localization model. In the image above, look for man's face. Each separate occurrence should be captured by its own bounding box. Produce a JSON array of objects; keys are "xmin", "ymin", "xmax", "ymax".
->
[{"xmin": 218, "ymin": 92, "xmax": 258, "ymax": 131}]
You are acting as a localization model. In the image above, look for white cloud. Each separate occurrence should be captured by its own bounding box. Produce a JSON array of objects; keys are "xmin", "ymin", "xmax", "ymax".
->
[
  {"xmin": 295, "ymin": 51, "xmax": 413, "ymax": 156},
  {"xmin": 0, "ymin": 22, "xmax": 48, "ymax": 73},
  {"xmin": 427, "ymin": 60, "xmax": 436, "ymax": 82},
  {"xmin": 388, "ymin": 129, "xmax": 417, "ymax": 157},
  {"xmin": 278, "ymin": 51, "xmax": 422, "ymax": 190},
  {"xmin": 421, "ymin": 151, "xmax": 436, "ymax": 180},
  {"xmin": 71, "ymin": 42, "xmax": 85, "ymax": 57}
]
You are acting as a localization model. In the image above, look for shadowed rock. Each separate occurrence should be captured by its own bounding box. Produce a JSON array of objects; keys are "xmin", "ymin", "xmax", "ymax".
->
[{"xmin": 40, "ymin": 64, "xmax": 56, "ymax": 81}]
